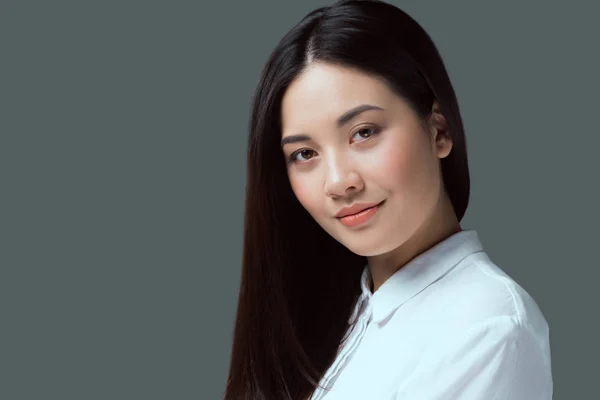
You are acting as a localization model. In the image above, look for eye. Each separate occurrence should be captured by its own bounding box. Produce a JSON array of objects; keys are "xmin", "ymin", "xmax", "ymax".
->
[
  {"xmin": 351, "ymin": 126, "xmax": 380, "ymax": 143},
  {"xmin": 289, "ymin": 148, "xmax": 317, "ymax": 163}
]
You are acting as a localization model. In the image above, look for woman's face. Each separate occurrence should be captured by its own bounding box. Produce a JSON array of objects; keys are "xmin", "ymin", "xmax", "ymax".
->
[{"xmin": 280, "ymin": 63, "xmax": 452, "ymax": 256}]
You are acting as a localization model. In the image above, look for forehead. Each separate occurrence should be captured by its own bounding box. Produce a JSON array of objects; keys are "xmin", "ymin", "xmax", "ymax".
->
[{"xmin": 281, "ymin": 63, "xmax": 396, "ymax": 135}]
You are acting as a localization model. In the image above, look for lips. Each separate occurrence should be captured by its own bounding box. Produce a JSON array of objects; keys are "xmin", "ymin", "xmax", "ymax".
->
[
  {"xmin": 335, "ymin": 201, "xmax": 383, "ymax": 218},
  {"xmin": 336, "ymin": 201, "xmax": 384, "ymax": 228}
]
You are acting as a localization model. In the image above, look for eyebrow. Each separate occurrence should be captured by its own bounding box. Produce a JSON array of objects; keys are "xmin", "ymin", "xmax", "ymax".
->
[{"xmin": 280, "ymin": 104, "xmax": 384, "ymax": 148}]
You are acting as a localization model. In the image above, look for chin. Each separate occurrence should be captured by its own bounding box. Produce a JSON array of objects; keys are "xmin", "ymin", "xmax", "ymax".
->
[{"xmin": 339, "ymin": 237, "xmax": 394, "ymax": 257}]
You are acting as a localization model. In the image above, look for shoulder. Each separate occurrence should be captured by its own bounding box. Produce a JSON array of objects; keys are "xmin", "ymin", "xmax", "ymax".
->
[
  {"xmin": 472, "ymin": 258, "xmax": 549, "ymax": 333},
  {"xmin": 418, "ymin": 256, "xmax": 550, "ymax": 350},
  {"xmin": 395, "ymin": 313, "xmax": 554, "ymax": 399},
  {"xmin": 438, "ymin": 257, "xmax": 546, "ymax": 320},
  {"xmin": 403, "ymin": 258, "xmax": 553, "ymax": 397}
]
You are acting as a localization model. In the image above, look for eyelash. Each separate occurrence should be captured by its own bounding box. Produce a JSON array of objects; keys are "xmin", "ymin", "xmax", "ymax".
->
[{"xmin": 287, "ymin": 126, "xmax": 381, "ymax": 164}]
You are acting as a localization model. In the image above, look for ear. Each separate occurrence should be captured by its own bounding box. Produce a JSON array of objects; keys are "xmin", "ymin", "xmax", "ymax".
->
[{"xmin": 428, "ymin": 99, "xmax": 453, "ymax": 159}]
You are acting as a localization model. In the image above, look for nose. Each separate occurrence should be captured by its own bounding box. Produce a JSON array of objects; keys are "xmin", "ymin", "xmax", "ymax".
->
[{"xmin": 323, "ymin": 153, "xmax": 364, "ymax": 198}]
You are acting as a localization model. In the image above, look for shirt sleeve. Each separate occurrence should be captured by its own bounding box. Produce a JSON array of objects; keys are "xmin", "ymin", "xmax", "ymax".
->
[{"xmin": 393, "ymin": 315, "xmax": 553, "ymax": 400}]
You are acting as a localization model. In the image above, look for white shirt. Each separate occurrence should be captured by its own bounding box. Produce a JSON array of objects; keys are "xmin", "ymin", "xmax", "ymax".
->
[{"xmin": 310, "ymin": 230, "xmax": 553, "ymax": 400}]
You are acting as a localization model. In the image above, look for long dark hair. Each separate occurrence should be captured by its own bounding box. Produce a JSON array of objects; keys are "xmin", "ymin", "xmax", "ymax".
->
[{"xmin": 225, "ymin": 1, "xmax": 470, "ymax": 398}]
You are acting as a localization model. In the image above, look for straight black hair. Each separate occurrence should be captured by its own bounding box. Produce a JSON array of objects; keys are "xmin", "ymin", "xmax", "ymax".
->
[{"xmin": 225, "ymin": 1, "xmax": 470, "ymax": 398}]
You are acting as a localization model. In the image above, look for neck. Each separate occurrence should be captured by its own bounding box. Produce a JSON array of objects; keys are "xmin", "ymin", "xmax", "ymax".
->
[{"xmin": 366, "ymin": 193, "xmax": 461, "ymax": 293}]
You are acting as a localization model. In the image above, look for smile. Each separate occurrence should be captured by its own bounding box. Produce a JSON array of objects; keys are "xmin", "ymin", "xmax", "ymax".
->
[{"xmin": 337, "ymin": 201, "xmax": 384, "ymax": 228}]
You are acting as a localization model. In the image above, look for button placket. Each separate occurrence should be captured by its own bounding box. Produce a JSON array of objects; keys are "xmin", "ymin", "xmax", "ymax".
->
[{"xmin": 311, "ymin": 301, "xmax": 373, "ymax": 399}]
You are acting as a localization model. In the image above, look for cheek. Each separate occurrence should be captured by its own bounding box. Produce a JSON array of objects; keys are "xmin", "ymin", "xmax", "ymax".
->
[
  {"xmin": 370, "ymin": 141, "xmax": 417, "ymax": 189},
  {"xmin": 289, "ymin": 174, "xmax": 322, "ymax": 214},
  {"xmin": 371, "ymin": 134, "xmax": 438, "ymax": 196}
]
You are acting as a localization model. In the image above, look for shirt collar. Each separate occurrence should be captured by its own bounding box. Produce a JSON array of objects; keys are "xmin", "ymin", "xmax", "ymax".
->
[{"xmin": 349, "ymin": 229, "xmax": 485, "ymax": 325}]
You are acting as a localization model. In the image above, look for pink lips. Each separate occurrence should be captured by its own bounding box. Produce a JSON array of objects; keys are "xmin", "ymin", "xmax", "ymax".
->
[{"xmin": 335, "ymin": 201, "xmax": 383, "ymax": 228}]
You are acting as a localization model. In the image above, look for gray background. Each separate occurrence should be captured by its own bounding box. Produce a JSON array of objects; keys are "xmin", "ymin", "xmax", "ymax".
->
[{"xmin": 1, "ymin": 1, "xmax": 598, "ymax": 399}]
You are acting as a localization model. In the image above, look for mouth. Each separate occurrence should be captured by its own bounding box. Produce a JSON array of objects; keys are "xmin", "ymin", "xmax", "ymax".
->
[{"xmin": 336, "ymin": 200, "xmax": 384, "ymax": 228}]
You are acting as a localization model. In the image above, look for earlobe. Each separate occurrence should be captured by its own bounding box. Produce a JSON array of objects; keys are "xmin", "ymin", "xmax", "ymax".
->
[{"xmin": 435, "ymin": 134, "xmax": 453, "ymax": 159}]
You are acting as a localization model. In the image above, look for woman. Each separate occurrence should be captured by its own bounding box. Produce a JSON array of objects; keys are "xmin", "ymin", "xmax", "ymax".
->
[{"xmin": 225, "ymin": 0, "xmax": 553, "ymax": 399}]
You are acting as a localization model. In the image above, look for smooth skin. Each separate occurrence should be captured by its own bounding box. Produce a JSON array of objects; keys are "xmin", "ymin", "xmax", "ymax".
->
[{"xmin": 280, "ymin": 63, "xmax": 461, "ymax": 292}]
